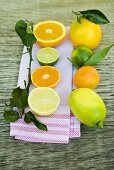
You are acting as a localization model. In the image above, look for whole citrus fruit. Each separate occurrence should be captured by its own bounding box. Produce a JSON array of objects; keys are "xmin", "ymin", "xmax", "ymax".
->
[
  {"xmin": 70, "ymin": 18, "xmax": 102, "ymax": 49},
  {"xmin": 71, "ymin": 45, "xmax": 93, "ymax": 67},
  {"xmin": 68, "ymin": 88, "xmax": 106, "ymax": 128},
  {"xmin": 74, "ymin": 66, "xmax": 100, "ymax": 89}
]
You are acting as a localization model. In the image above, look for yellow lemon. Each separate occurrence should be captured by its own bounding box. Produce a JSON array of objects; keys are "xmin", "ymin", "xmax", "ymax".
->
[{"xmin": 70, "ymin": 18, "xmax": 102, "ymax": 49}]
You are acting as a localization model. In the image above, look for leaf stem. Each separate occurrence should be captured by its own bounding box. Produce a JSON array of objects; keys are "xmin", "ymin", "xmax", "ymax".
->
[
  {"xmin": 27, "ymin": 48, "xmax": 33, "ymax": 92},
  {"xmin": 21, "ymin": 110, "xmax": 24, "ymax": 118},
  {"xmin": 18, "ymin": 108, "xmax": 25, "ymax": 118},
  {"xmin": 72, "ymin": 11, "xmax": 82, "ymax": 23},
  {"xmin": 16, "ymin": 51, "xmax": 28, "ymax": 57}
]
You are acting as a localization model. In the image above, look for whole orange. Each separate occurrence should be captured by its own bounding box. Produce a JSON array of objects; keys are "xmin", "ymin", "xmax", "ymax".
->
[
  {"xmin": 74, "ymin": 66, "xmax": 100, "ymax": 89},
  {"xmin": 70, "ymin": 18, "xmax": 102, "ymax": 49}
]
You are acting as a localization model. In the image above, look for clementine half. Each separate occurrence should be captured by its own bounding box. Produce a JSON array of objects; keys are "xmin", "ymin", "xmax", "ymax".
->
[{"xmin": 31, "ymin": 66, "xmax": 60, "ymax": 88}]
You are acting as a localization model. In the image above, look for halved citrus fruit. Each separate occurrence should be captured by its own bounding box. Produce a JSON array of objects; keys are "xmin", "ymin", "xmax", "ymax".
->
[
  {"xmin": 31, "ymin": 66, "xmax": 60, "ymax": 88},
  {"xmin": 28, "ymin": 87, "xmax": 60, "ymax": 116},
  {"xmin": 34, "ymin": 20, "xmax": 66, "ymax": 47},
  {"xmin": 37, "ymin": 47, "xmax": 59, "ymax": 66}
]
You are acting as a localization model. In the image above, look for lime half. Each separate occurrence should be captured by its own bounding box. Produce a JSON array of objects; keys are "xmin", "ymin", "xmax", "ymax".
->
[
  {"xmin": 37, "ymin": 47, "xmax": 59, "ymax": 66},
  {"xmin": 28, "ymin": 87, "xmax": 60, "ymax": 116}
]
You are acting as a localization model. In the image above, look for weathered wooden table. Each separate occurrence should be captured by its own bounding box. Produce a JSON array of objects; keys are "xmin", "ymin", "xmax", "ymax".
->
[{"xmin": 0, "ymin": 0, "xmax": 114, "ymax": 169}]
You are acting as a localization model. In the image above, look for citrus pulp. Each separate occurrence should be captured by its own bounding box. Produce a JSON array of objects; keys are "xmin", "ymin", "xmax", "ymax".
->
[
  {"xmin": 28, "ymin": 87, "xmax": 60, "ymax": 116},
  {"xmin": 37, "ymin": 47, "xmax": 59, "ymax": 66},
  {"xmin": 31, "ymin": 66, "xmax": 60, "ymax": 88},
  {"xmin": 34, "ymin": 21, "xmax": 66, "ymax": 47}
]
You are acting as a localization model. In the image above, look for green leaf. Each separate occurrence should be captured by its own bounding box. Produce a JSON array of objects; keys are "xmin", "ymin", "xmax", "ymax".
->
[
  {"xmin": 80, "ymin": 9, "xmax": 110, "ymax": 24},
  {"xmin": 15, "ymin": 20, "xmax": 28, "ymax": 46},
  {"xmin": 24, "ymin": 111, "xmax": 48, "ymax": 131},
  {"xmin": 5, "ymin": 98, "xmax": 16, "ymax": 107},
  {"xmin": 26, "ymin": 20, "xmax": 34, "ymax": 34},
  {"xmin": 11, "ymin": 87, "xmax": 28, "ymax": 109},
  {"xmin": 72, "ymin": 51, "xmax": 91, "ymax": 67},
  {"xmin": 9, "ymin": 98, "xmax": 16, "ymax": 107},
  {"xmin": 4, "ymin": 110, "xmax": 20, "ymax": 122},
  {"xmin": 24, "ymin": 111, "xmax": 33, "ymax": 124},
  {"xmin": 15, "ymin": 20, "xmax": 36, "ymax": 48},
  {"xmin": 69, "ymin": 45, "xmax": 93, "ymax": 68},
  {"xmin": 26, "ymin": 33, "xmax": 36, "ymax": 49},
  {"xmin": 84, "ymin": 44, "xmax": 114, "ymax": 66},
  {"xmin": 33, "ymin": 120, "xmax": 48, "ymax": 132}
]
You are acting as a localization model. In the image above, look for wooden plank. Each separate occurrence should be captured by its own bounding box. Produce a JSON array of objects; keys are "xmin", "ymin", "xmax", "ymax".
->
[{"xmin": 0, "ymin": 0, "xmax": 114, "ymax": 169}]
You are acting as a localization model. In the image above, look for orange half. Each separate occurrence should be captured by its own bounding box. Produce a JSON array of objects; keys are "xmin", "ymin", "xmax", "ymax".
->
[
  {"xmin": 34, "ymin": 20, "xmax": 66, "ymax": 47},
  {"xmin": 31, "ymin": 66, "xmax": 60, "ymax": 88}
]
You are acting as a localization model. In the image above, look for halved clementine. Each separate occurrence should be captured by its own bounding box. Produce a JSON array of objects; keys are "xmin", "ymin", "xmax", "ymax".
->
[
  {"xmin": 33, "ymin": 21, "xmax": 66, "ymax": 47},
  {"xmin": 31, "ymin": 66, "xmax": 60, "ymax": 88}
]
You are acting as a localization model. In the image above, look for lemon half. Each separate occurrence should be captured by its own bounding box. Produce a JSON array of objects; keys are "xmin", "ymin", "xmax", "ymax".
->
[{"xmin": 28, "ymin": 87, "xmax": 60, "ymax": 116}]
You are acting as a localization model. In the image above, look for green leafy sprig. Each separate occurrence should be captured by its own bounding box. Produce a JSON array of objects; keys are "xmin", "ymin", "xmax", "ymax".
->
[
  {"xmin": 4, "ymin": 20, "xmax": 48, "ymax": 131},
  {"xmin": 69, "ymin": 44, "xmax": 114, "ymax": 68},
  {"xmin": 72, "ymin": 9, "xmax": 109, "ymax": 24}
]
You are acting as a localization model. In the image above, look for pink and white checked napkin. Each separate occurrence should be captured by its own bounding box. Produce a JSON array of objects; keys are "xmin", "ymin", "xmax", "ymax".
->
[{"xmin": 10, "ymin": 27, "xmax": 80, "ymax": 143}]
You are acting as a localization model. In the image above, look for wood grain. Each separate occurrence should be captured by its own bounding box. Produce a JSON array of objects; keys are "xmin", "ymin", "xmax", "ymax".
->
[{"xmin": 0, "ymin": 0, "xmax": 114, "ymax": 169}]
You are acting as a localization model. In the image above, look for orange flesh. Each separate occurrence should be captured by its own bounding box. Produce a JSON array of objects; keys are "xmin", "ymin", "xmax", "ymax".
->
[
  {"xmin": 34, "ymin": 23, "xmax": 63, "ymax": 41},
  {"xmin": 31, "ymin": 66, "xmax": 60, "ymax": 88}
]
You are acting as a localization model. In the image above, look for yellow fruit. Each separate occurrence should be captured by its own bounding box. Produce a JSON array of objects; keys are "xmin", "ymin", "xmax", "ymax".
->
[
  {"xmin": 28, "ymin": 87, "xmax": 60, "ymax": 116},
  {"xmin": 34, "ymin": 20, "xmax": 66, "ymax": 47},
  {"xmin": 70, "ymin": 18, "xmax": 102, "ymax": 49},
  {"xmin": 68, "ymin": 88, "xmax": 106, "ymax": 128}
]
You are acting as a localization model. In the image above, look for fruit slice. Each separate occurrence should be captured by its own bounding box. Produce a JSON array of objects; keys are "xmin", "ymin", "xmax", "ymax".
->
[
  {"xmin": 28, "ymin": 87, "xmax": 60, "ymax": 116},
  {"xmin": 34, "ymin": 20, "xmax": 66, "ymax": 47},
  {"xmin": 31, "ymin": 66, "xmax": 60, "ymax": 88},
  {"xmin": 37, "ymin": 47, "xmax": 59, "ymax": 66}
]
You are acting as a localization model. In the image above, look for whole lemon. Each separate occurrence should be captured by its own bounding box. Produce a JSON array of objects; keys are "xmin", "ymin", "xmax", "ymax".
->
[
  {"xmin": 68, "ymin": 88, "xmax": 106, "ymax": 128},
  {"xmin": 70, "ymin": 18, "xmax": 102, "ymax": 49}
]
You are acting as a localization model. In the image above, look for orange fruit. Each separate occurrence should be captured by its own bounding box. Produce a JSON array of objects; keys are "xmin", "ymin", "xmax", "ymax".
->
[
  {"xmin": 31, "ymin": 66, "xmax": 60, "ymax": 88},
  {"xmin": 34, "ymin": 21, "xmax": 66, "ymax": 47},
  {"xmin": 74, "ymin": 66, "xmax": 100, "ymax": 89},
  {"xmin": 70, "ymin": 18, "xmax": 102, "ymax": 49}
]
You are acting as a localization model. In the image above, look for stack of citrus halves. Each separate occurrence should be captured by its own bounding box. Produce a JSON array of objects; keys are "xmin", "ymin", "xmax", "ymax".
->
[
  {"xmin": 69, "ymin": 9, "xmax": 110, "ymax": 128},
  {"xmin": 28, "ymin": 20, "xmax": 67, "ymax": 116}
]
